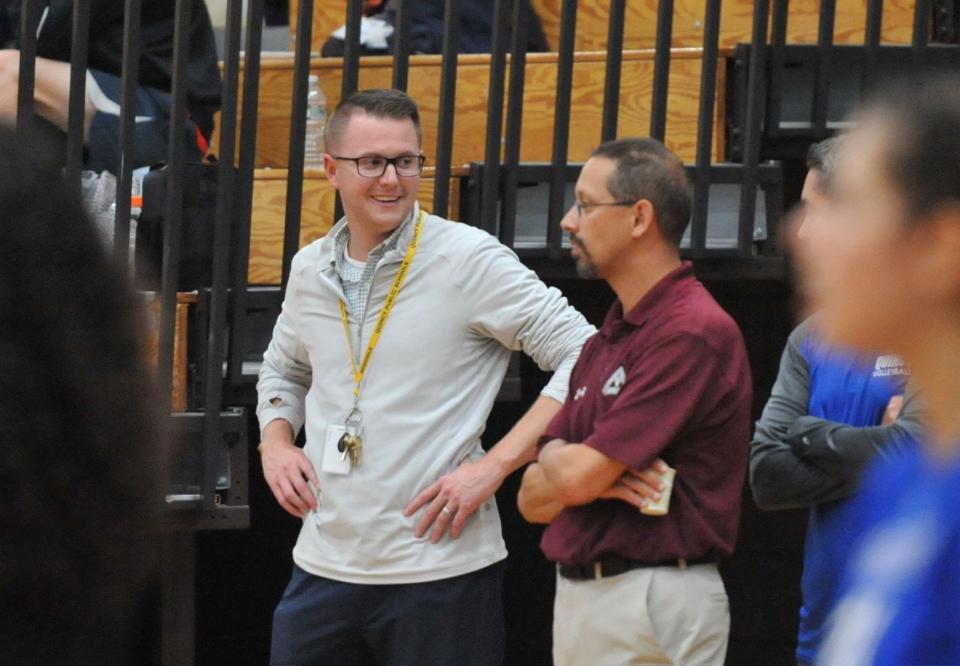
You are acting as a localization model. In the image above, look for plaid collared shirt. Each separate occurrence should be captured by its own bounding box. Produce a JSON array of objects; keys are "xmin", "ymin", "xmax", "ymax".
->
[{"xmin": 332, "ymin": 208, "xmax": 415, "ymax": 318}]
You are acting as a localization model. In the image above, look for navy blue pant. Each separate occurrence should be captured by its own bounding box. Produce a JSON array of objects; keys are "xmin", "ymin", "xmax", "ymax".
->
[{"xmin": 270, "ymin": 563, "xmax": 505, "ymax": 666}]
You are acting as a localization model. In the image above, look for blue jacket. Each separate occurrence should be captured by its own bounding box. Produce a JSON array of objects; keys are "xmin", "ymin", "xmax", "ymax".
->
[{"xmin": 750, "ymin": 318, "xmax": 922, "ymax": 663}]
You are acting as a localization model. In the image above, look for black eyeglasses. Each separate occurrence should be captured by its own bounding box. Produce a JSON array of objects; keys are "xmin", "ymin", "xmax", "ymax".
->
[
  {"xmin": 574, "ymin": 200, "xmax": 637, "ymax": 217},
  {"xmin": 332, "ymin": 154, "xmax": 426, "ymax": 178}
]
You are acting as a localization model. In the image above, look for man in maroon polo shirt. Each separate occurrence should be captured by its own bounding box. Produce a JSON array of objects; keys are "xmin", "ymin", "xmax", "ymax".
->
[{"xmin": 518, "ymin": 137, "xmax": 752, "ymax": 666}]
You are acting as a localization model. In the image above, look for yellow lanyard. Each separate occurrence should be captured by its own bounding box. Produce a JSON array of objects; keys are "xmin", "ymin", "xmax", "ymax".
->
[{"xmin": 338, "ymin": 210, "xmax": 424, "ymax": 399}]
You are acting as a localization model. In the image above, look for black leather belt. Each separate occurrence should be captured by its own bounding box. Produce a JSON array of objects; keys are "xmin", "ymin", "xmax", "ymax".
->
[{"xmin": 558, "ymin": 554, "xmax": 716, "ymax": 581}]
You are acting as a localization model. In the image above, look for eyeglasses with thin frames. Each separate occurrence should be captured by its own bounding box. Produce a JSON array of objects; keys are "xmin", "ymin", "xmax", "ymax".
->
[
  {"xmin": 331, "ymin": 154, "xmax": 426, "ymax": 178},
  {"xmin": 574, "ymin": 200, "xmax": 637, "ymax": 217}
]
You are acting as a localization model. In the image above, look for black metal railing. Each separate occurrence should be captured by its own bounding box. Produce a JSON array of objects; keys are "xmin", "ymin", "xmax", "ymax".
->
[
  {"xmin": 545, "ymin": 0, "xmax": 578, "ymax": 261},
  {"xmin": 64, "ymin": 0, "xmax": 89, "ymax": 184},
  {"xmin": 13, "ymin": 0, "xmax": 951, "ymax": 500},
  {"xmin": 112, "ymin": 0, "xmax": 139, "ymax": 264},
  {"xmin": 16, "ymin": 5, "xmax": 954, "ymax": 376},
  {"xmin": 498, "ymin": 0, "xmax": 531, "ymax": 248},
  {"xmin": 15, "ymin": 1, "xmax": 38, "ymax": 134},
  {"xmin": 228, "ymin": 0, "xmax": 266, "ymax": 387},
  {"xmin": 478, "ymin": 0, "xmax": 509, "ymax": 236},
  {"xmin": 649, "ymin": 0, "xmax": 672, "ymax": 141}
]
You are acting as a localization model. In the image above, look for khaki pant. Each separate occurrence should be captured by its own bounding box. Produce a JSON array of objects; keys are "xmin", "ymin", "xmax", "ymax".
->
[{"xmin": 553, "ymin": 563, "xmax": 729, "ymax": 666}]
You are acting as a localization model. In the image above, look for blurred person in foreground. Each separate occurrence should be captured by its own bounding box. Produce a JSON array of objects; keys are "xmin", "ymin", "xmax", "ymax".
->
[
  {"xmin": 0, "ymin": 125, "xmax": 163, "ymax": 664},
  {"xmin": 751, "ymin": 137, "xmax": 924, "ymax": 666},
  {"xmin": 793, "ymin": 75, "xmax": 960, "ymax": 666}
]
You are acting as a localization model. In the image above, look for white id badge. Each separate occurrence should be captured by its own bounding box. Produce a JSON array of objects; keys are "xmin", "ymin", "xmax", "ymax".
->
[{"xmin": 320, "ymin": 424, "xmax": 352, "ymax": 475}]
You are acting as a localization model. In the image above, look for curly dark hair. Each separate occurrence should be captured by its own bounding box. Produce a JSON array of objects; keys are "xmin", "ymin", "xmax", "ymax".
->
[{"xmin": 0, "ymin": 126, "xmax": 164, "ymax": 662}]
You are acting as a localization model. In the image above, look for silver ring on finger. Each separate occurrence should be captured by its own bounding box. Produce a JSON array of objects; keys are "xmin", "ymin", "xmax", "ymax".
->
[{"xmin": 442, "ymin": 505, "xmax": 454, "ymax": 515}]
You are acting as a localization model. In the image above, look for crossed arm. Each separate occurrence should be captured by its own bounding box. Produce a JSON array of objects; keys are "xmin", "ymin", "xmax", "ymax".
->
[
  {"xmin": 518, "ymin": 439, "xmax": 668, "ymax": 524},
  {"xmin": 750, "ymin": 322, "xmax": 925, "ymax": 511}
]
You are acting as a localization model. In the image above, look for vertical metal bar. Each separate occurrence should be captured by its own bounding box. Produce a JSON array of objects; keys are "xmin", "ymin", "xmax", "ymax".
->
[
  {"xmin": 737, "ymin": 0, "xmax": 770, "ymax": 256},
  {"xmin": 432, "ymin": 0, "xmax": 461, "ymax": 218},
  {"xmin": 691, "ymin": 0, "xmax": 722, "ymax": 256},
  {"xmin": 766, "ymin": 0, "xmax": 789, "ymax": 136},
  {"xmin": 228, "ymin": 0, "xmax": 265, "ymax": 386},
  {"xmin": 862, "ymin": 0, "xmax": 883, "ymax": 93},
  {"xmin": 499, "ymin": 0, "xmax": 529, "ymax": 248},
  {"xmin": 113, "ymin": 0, "xmax": 142, "ymax": 264},
  {"xmin": 65, "ymin": 0, "xmax": 90, "ymax": 188},
  {"xmin": 479, "ymin": 0, "xmax": 510, "ymax": 234},
  {"xmin": 15, "ymin": 0, "xmax": 40, "ymax": 133},
  {"xmin": 333, "ymin": 0, "xmax": 364, "ymax": 224},
  {"xmin": 342, "ymin": 0, "xmax": 363, "ymax": 96},
  {"xmin": 811, "ymin": 0, "xmax": 835, "ymax": 135},
  {"xmin": 201, "ymin": 0, "xmax": 243, "ymax": 513},
  {"xmin": 601, "ymin": 0, "xmax": 626, "ymax": 142},
  {"xmin": 156, "ymin": 0, "xmax": 193, "ymax": 415},
  {"xmin": 157, "ymin": 2, "xmax": 195, "ymax": 663},
  {"xmin": 280, "ymin": 0, "xmax": 314, "ymax": 292},
  {"xmin": 546, "ymin": 0, "xmax": 578, "ymax": 260},
  {"xmin": 913, "ymin": 0, "xmax": 931, "ymax": 71},
  {"xmin": 392, "ymin": 0, "xmax": 412, "ymax": 91},
  {"xmin": 650, "ymin": 0, "xmax": 675, "ymax": 140}
]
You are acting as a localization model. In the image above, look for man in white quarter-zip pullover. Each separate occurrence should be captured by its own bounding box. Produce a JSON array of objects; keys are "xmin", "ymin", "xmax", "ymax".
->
[{"xmin": 257, "ymin": 88, "xmax": 594, "ymax": 666}]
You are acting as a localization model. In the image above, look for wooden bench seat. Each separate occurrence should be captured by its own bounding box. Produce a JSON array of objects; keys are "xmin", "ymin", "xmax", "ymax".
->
[
  {"xmin": 531, "ymin": 0, "xmax": 918, "ymax": 51},
  {"xmin": 220, "ymin": 48, "xmax": 727, "ymax": 169}
]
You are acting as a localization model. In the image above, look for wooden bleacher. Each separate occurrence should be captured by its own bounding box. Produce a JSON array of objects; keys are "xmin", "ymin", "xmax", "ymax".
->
[
  {"xmin": 237, "ymin": 0, "xmax": 918, "ymax": 287},
  {"xmin": 224, "ymin": 47, "xmax": 726, "ymax": 285},
  {"xmin": 294, "ymin": 0, "xmax": 917, "ymax": 53},
  {"xmin": 530, "ymin": 0, "xmax": 917, "ymax": 50},
  {"xmin": 232, "ymin": 49, "xmax": 725, "ymax": 169}
]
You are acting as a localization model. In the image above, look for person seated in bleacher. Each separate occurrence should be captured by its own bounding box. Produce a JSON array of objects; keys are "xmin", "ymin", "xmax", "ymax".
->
[
  {"xmin": 0, "ymin": 0, "xmax": 221, "ymax": 174},
  {"xmin": 0, "ymin": 124, "xmax": 163, "ymax": 664},
  {"xmin": 320, "ymin": 0, "xmax": 549, "ymax": 57}
]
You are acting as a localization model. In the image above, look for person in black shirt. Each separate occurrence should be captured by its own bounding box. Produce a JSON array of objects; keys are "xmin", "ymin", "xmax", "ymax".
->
[{"xmin": 0, "ymin": 0, "xmax": 221, "ymax": 173}]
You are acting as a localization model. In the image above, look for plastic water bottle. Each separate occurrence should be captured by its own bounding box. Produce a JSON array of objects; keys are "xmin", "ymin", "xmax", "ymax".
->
[{"xmin": 304, "ymin": 74, "xmax": 326, "ymax": 169}]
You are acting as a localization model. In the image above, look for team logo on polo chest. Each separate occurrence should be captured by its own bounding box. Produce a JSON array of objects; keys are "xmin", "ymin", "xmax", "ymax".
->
[{"xmin": 601, "ymin": 366, "xmax": 626, "ymax": 396}]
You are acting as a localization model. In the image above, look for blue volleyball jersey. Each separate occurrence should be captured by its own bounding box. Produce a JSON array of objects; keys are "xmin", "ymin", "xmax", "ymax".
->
[
  {"xmin": 817, "ymin": 446, "xmax": 960, "ymax": 666},
  {"xmin": 796, "ymin": 334, "xmax": 910, "ymax": 664}
]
